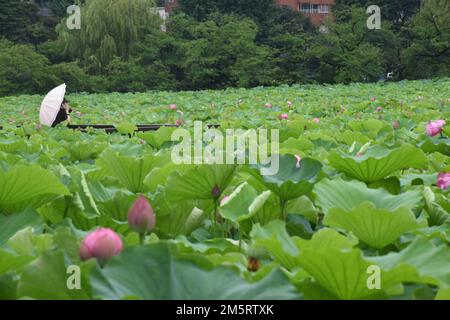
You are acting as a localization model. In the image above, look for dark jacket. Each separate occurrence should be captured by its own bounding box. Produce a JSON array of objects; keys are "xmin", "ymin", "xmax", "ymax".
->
[{"xmin": 52, "ymin": 107, "xmax": 71, "ymax": 127}]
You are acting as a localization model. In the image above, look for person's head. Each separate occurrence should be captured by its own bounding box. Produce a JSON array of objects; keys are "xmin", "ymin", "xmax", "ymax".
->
[{"xmin": 62, "ymin": 98, "xmax": 73, "ymax": 113}]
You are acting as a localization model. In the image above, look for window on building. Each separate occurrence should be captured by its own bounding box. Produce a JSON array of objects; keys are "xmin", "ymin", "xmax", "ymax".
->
[
  {"xmin": 300, "ymin": 3, "xmax": 330, "ymax": 14},
  {"xmin": 319, "ymin": 4, "xmax": 329, "ymax": 13},
  {"xmin": 300, "ymin": 3, "xmax": 310, "ymax": 13}
]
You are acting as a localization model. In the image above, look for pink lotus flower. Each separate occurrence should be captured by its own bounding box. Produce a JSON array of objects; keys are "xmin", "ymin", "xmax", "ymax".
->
[
  {"xmin": 80, "ymin": 228, "xmax": 123, "ymax": 263},
  {"xmin": 220, "ymin": 196, "xmax": 230, "ymax": 206},
  {"xmin": 313, "ymin": 118, "xmax": 320, "ymax": 124},
  {"xmin": 176, "ymin": 119, "xmax": 184, "ymax": 126},
  {"xmin": 265, "ymin": 103, "xmax": 272, "ymax": 108},
  {"xmin": 426, "ymin": 120, "xmax": 446, "ymax": 137},
  {"xmin": 295, "ymin": 155, "xmax": 302, "ymax": 168},
  {"xmin": 376, "ymin": 107, "xmax": 383, "ymax": 112},
  {"xmin": 437, "ymin": 173, "xmax": 450, "ymax": 190},
  {"xmin": 169, "ymin": 104, "xmax": 177, "ymax": 110},
  {"xmin": 287, "ymin": 101, "xmax": 293, "ymax": 107},
  {"xmin": 75, "ymin": 111, "xmax": 82, "ymax": 117},
  {"xmin": 392, "ymin": 121, "xmax": 399, "ymax": 130},
  {"xmin": 128, "ymin": 196, "xmax": 156, "ymax": 234},
  {"xmin": 279, "ymin": 113, "xmax": 289, "ymax": 120},
  {"xmin": 370, "ymin": 97, "xmax": 376, "ymax": 102}
]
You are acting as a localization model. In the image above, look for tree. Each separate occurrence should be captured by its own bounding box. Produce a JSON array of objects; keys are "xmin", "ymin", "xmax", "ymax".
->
[
  {"xmin": 402, "ymin": 0, "xmax": 450, "ymax": 79},
  {"xmin": 335, "ymin": 0, "xmax": 422, "ymax": 30},
  {"xmin": 57, "ymin": 0, "xmax": 160, "ymax": 71},
  {"xmin": 168, "ymin": 14, "xmax": 275, "ymax": 89},
  {"xmin": 0, "ymin": 0, "xmax": 40, "ymax": 42},
  {"xmin": 309, "ymin": 7, "xmax": 384, "ymax": 83},
  {"xmin": 0, "ymin": 43, "xmax": 59, "ymax": 96}
]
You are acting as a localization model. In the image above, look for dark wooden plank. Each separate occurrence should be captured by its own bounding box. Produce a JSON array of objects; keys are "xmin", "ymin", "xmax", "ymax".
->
[{"xmin": 1, "ymin": 124, "xmax": 220, "ymax": 133}]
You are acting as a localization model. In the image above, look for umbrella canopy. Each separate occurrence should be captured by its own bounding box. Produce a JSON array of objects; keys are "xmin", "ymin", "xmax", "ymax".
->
[{"xmin": 39, "ymin": 83, "xmax": 66, "ymax": 127}]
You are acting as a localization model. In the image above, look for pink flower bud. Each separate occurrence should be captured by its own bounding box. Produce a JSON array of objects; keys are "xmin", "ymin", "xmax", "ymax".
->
[
  {"xmin": 169, "ymin": 104, "xmax": 177, "ymax": 110},
  {"xmin": 313, "ymin": 118, "xmax": 320, "ymax": 124},
  {"xmin": 212, "ymin": 184, "xmax": 221, "ymax": 198},
  {"xmin": 370, "ymin": 97, "xmax": 376, "ymax": 102},
  {"xmin": 437, "ymin": 173, "xmax": 450, "ymax": 191},
  {"xmin": 128, "ymin": 196, "xmax": 156, "ymax": 234},
  {"xmin": 376, "ymin": 107, "xmax": 383, "ymax": 112},
  {"xmin": 287, "ymin": 101, "xmax": 293, "ymax": 107},
  {"xmin": 426, "ymin": 120, "xmax": 446, "ymax": 137},
  {"xmin": 265, "ymin": 103, "xmax": 272, "ymax": 108},
  {"xmin": 392, "ymin": 121, "xmax": 399, "ymax": 130},
  {"xmin": 279, "ymin": 113, "xmax": 289, "ymax": 120},
  {"xmin": 80, "ymin": 228, "xmax": 123, "ymax": 262},
  {"xmin": 176, "ymin": 119, "xmax": 184, "ymax": 126}
]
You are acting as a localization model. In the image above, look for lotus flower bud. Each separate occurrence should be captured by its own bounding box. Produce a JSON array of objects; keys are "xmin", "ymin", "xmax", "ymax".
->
[
  {"xmin": 370, "ymin": 97, "xmax": 376, "ymax": 102},
  {"xmin": 313, "ymin": 118, "xmax": 320, "ymax": 124},
  {"xmin": 437, "ymin": 173, "xmax": 450, "ymax": 191},
  {"xmin": 287, "ymin": 101, "xmax": 293, "ymax": 107},
  {"xmin": 169, "ymin": 104, "xmax": 177, "ymax": 110},
  {"xmin": 279, "ymin": 113, "xmax": 289, "ymax": 120},
  {"xmin": 128, "ymin": 195, "xmax": 156, "ymax": 234},
  {"xmin": 426, "ymin": 120, "xmax": 446, "ymax": 137},
  {"xmin": 265, "ymin": 103, "xmax": 272, "ymax": 108},
  {"xmin": 376, "ymin": 107, "xmax": 383, "ymax": 112},
  {"xmin": 212, "ymin": 184, "xmax": 221, "ymax": 198},
  {"xmin": 80, "ymin": 228, "xmax": 123, "ymax": 262},
  {"xmin": 176, "ymin": 119, "xmax": 184, "ymax": 126},
  {"xmin": 392, "ymin": 121, "xmax": 399, "ymax": 130}
]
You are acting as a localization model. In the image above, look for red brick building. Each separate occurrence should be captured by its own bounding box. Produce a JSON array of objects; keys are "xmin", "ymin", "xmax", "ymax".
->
[
  {"xmin": 164, "ymin": 0, "xmax": 334, "ymax": 26},
  {"xmin": 277, "ymin": 0, "xmax": 334, "ymax": 25}
]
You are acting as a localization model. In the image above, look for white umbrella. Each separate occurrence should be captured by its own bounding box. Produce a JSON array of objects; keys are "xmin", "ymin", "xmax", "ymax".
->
[{"xmin": 39, "ymin": 83, "xmax": 66, "ymax": 127}]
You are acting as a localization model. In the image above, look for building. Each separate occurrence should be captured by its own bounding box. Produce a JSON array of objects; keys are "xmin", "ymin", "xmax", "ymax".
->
[
  {"xmin": 277, "ymin": 1, "xmax": 334, "ymax": 25},
  {"xmin": 163, "ymin": 0, "xmax": 334, "ymax": 26}
]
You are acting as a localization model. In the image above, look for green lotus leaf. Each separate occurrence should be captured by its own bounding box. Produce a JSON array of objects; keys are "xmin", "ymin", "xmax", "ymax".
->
[
  {"xmin": 0, "ymin": 208, "xmax": 42, "ymax": 246},
  {"xmin": 328, "ymin": 144, "xmax": 428, "ymax": 182},
  {"xmin": 166, "ymin": 164, "xmax": 237, "ymax": 201},
  {"xmin": 90, "ymin": 243, "xmax": 300, "ymax": 300},
  {"xmin": 97, "ymin": 149, "xmax": 156, "ymax": 193},
  {"xmin": 17, "ymin": 250, "xmax": 93, "ymax": 299},
  {"xmin": 324, "ymin": 202, "xmax": 424, "ymax": 249},
  {"xmin": 250, "ymin": 220, "xmax": 300, "ymax": 270},
  {"xmin": 371, "ymin": 237, "xmax": 450, "ymax": 292},
  {"xmin": 314, "ymin": 178, "xmax": 422, "ymax": 213},
  {"xmin": 419, "ymin": 137, "xmax": 450, "ymax": 156},
  {"xmin": 220, "ymin": 182, "xmax": 271, "ymax": 222},
  {"xmin": 0, "ymin": 165, "xmax": 70, "ymax": 214},
  {"xmin": 64, "ymin": 140, "xmax": 108, "ymax": 161},
  {"xmin": 294, "ymin": 228, "xmax": 388, "ymax": 300},
  {"xmin": 250, "ymin": 154, "xmax": 322, "ymax": 201}
]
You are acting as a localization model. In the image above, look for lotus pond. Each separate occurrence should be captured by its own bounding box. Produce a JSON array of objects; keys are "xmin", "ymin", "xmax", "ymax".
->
[{"xmin": 0, "ymin": 79, "xmax": 449, "ymax": 300}]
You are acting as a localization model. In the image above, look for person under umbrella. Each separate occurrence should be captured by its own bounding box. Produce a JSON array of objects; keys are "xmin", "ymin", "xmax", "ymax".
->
[
  {"xmin": 40, "ymin": 83, "xmax": 74, "ymax": 127},
  {"xmin": 52, "ymin": 98, "xmax": 73, "ymax": 127}
]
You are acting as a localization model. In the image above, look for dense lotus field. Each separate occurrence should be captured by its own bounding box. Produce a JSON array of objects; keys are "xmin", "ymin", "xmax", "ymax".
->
[{"xmin": 0, "ymin": 79, "xmax": 449, "ymax": 300}]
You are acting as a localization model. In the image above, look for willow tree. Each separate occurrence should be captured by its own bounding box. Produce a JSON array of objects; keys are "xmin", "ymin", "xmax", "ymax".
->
[{"xmin": 58, "ymin": 0, "xmax": 160, "ymax": 71}]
